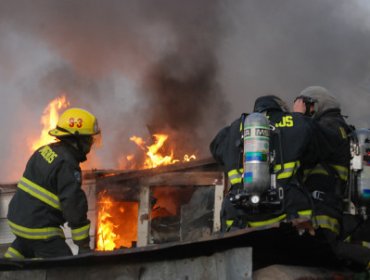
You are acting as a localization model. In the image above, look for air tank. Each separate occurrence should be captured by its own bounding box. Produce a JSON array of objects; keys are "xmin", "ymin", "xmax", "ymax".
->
[
  {"xmin": 243, "ymin": 113, "xmax": 271, "ymax": 197},
  {"xmin": 352, "ymin": 128, "xmax": 370, "ymax": 205}
]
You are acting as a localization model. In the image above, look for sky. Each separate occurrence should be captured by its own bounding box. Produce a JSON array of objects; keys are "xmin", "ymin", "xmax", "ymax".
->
[{"xmin": 1, "ymin": 0, "xmax": 370, "ymax": 182}]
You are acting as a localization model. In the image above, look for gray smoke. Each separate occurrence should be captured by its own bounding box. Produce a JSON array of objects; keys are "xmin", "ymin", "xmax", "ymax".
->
[{"xmin": 0, "ymin": 0, "xmax": 370, "ymax": 182}]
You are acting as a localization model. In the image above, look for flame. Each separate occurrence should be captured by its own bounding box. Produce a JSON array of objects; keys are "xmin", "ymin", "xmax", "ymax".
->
[
  {"xmin": 121, "ymin": 134, "xmax": 196, "ymax": 169},
  {"xmin": 31, "ymin": 95, "xmax": 69, "ymax": 151},
  {"xmin": 96, "ymin": 192, "xmax": 119, "ymax": 251},
  {"xmin": 96, "ymin": 191, "xmax": 138, "ymax": 251}
]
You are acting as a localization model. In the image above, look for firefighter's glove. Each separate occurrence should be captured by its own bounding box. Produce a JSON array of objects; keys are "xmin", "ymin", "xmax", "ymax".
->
[
  {"xmin": 78, "ymin": 244, "xmax": 92, "ymax": 255},
  {"xmin": 76, "ymin": 238, "xmax": 92, "ymax": 255}
]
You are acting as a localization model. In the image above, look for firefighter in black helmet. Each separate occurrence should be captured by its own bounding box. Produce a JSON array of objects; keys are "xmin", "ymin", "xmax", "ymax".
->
[
  {"xmin": 4, "ymin": 108, "xmax": 101, "ymax": 259},
  {"xmin": 210, "ymin": 95, "xmax": 322, "ymax": 232},
  {"xmin": 294, "ymin": 86, "xmax": 370, "ymax": 269}
]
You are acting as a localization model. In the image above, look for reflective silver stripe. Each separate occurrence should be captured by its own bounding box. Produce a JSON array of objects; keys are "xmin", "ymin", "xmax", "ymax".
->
[
  {"xmin": 71, "ymin": 224, "xmax": 90, "ymax": 241},
  {"xmin": 4, "ymin": 247, "xmax": 24, "ymax": 259},
  {"xmin": 18, "ymin": 177, "xmax": 61, "ymax": 210},
  {"xmin": 274, "ymin": 161, "xmax": 300, "ymax": 179},
  {"xmin": 305, "ymin": 164, "xmax": 348, "ymax": 181},
  {"xmin": 228, "ymin": 169, "xmax": 243, "ymax": 185},
  {"xmin": 313, "ymin": 215, "xmax": 340, "ymax": 235},
  {"xmin": 8, "ymin": 220, "xmax": 64, "ymax": 240}
]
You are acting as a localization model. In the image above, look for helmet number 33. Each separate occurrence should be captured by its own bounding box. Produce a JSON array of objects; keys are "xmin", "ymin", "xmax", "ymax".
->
[{"xmin": 69, "ymin": 117, "xmax": 83, "ymax": 128}]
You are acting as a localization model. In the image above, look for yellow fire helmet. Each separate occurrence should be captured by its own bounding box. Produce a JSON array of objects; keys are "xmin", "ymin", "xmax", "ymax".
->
[{"xmin": 49, "ymin": 108, "xmax": 101, "ymax": 137}]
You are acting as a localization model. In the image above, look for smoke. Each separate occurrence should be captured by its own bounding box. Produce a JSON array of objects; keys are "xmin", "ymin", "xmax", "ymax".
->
[
  {"xmin": 0, "ymin": 0, "xmax": 370, "ymax": 182},
  {"xmin": 219, "ymin": 0, "xmax": 370, "ymax": 125},
  {"xmin": 0, "ymin": 0, "xmax": 227, "ymax": 181}
]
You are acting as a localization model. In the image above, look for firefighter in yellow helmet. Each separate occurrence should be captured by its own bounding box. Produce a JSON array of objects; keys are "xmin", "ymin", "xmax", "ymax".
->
[{"xmin": 4, "ymin": 108, "xmax": 100, "ymax": 259}]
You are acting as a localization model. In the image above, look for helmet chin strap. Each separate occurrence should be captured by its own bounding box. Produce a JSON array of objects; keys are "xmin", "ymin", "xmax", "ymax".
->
[
  {"xmin": 56, "ymin": 133, "xmax": 92, "ymax": 162},
  {"xmin": 305, "ymin": 103, "xmax": 313, "ymax": 116},
  {"xmin": 77, "ymin": 136, "xmax": 93, "ymax": 156}
]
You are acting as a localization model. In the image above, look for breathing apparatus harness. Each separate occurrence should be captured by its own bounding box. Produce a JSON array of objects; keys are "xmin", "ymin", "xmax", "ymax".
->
[{"xmin": 347, "ymin": 128, "xmax": 370, "ymax": 220}]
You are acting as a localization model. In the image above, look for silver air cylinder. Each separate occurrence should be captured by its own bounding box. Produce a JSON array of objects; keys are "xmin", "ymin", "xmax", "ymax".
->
[
  {"xmin": 352, "ymin": 128, "xmax": 370, "ymax": 205},
  {"xmin": 243, "ymin": 113, "xmax": 271, "ymax": 199}
]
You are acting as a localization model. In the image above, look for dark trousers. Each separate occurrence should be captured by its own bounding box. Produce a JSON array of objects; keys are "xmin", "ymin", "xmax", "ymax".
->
[
  {"xmin": 8, "ymin": 236, "xmax": 72, "ymax": 258},
  {"xmin": 319, "ymin": 228, "xmax": 370, "ymax": 268}
]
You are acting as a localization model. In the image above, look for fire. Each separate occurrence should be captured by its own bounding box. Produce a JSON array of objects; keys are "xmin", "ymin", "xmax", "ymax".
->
[
  {"xmin": 96, "ymin": 192, "xmax": 119, "ymax": 251},
  {"xmin": 122, "ymin": 134, "xmax": 196, "ymax": 169},
  {"xmin": 31, "ymin": 95, "xmax": 69, "ymax": 151},
  {"xmin": 96, "ymin": 191, "xmax": 138, "ymax": 251}
]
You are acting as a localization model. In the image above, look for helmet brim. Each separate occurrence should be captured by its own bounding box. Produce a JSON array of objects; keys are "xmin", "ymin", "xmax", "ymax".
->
[
  {"xmin": 49, "ymin": 128, "xmax": 101, "ymax": 137},
  {"xmin": 48, "ymin": 128, "xmax": 70, "ymax": 137}
]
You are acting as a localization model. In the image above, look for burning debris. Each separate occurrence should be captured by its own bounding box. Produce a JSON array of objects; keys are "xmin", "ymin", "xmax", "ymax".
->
[
  {"xmin": 96, "ymin": 190, "xmax": 138, "ymax": 251},
  {"xmin": 120, "ymin": 134, "xmax": 196, "ymax": 170}
]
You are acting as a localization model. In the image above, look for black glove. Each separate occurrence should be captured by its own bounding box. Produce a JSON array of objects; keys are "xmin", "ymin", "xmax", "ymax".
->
[
  {"xmin": 78, "ymin": 245, "xmax": 92, "ymax": 255},
  {"xmin": 76, "ymin": 237, "xmax": 91, "ymax": 255}
]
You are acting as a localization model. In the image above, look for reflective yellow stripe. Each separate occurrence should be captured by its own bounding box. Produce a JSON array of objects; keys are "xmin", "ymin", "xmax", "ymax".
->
[
  {"xmin": 304, "ymin": 164, "xmax": 348, "ymax": 181},
  {"xmin": 247, "ymin": 209, "xmax": 311, "ymax": 229},
  {"xmin": 8, "ymin": 220, "xmax": 64, "ymax": 240},
  {"xmin": 274, "ymin": 161, "xmax": 300, "ymax": 179},
  {"xmin": 71, "ymin": 224, "xmax": 90, "ymax": 241},
  {"xmin": 304, "ymin": 168, "xmax": 328, "ymax": 177},
  {"xmin": 225, "ymin": 220, "xmax": 234, "ymax": 230},
  {"xmin": 248, "ymin": 213, "xmax": 286, "ymax": 228},
  {"xmin": 362, "ymin": 241, "xmax": 370, "ymax": 249},
  {"xmin": 18, "ymin": 177, "xmax": 61, "ymax": 211},
  {"xmin": 227, "ymin": 168, "xmax": 243, "ymax": 185},
  {"xmin": 297, "ymin": 209, "xmax": 312, "ymax": 219},
  {"xmin": 4, "ymin": 247, "xmax": 24, "ymax": 259},
  {"xmin": 313, "ymin": 215, "xmax": 340, "ymax": 235},
  {"xmin": 331, "ymin": 164, "xmax": 348, "ymax": 181}
]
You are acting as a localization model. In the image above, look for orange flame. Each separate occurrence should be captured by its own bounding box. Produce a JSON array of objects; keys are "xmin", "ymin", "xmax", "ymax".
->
[
  {"xmin": 124, "ymin": 134, "xmax": 196, "ymax": 169},
  {"xmin": 31, "ymin": 95, "xmax": 69, "ymax": 151},
  {"xmin": 96, "ymin": 192, "xmax": 119, "ymax": 251},
  {"xmin": 96, "ymin": 191, "xmax": 138, "ymax": 251}
]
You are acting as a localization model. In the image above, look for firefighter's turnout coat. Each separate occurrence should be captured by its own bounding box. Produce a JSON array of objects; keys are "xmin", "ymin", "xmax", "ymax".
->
[
  {"xmin": 210, "ymin": 96, "xmax": 324, "ymax": 231},
  {"xmin": 7, "ymin": 141, "xmax": 90, "ymax": 247},
  {"xmin": 303, "ymin": 107, "xmax": 351, "ymax": 235}
]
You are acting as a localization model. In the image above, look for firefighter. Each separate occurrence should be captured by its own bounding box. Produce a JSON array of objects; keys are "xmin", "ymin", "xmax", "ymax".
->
[
  {"xmin": 4, "ymin": 108, "xmax": 100, "ymax": 259},
  {"xmin": 210, "ymin": 95, "xmax": 322, "ymax": 232},
  {"xmin": 294, "ymin": 86, "xmax": 370, "ymax": 269}
]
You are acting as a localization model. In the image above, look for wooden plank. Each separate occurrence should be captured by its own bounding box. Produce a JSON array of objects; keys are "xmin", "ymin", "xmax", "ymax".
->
[
  {"xmin": 92, "ymin": 158, "xmax": 221, "ymax": 185},
  {"xmin": 137, "ymin": 185, "xmax": 150, "ymax": 247},
  {"xmin": 141, "ymin": 172, "xmax": 223, "ymax": 186},
  {"xmin": 213, "ymin": 173, "xmax": 225, "ymax": 233}
]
